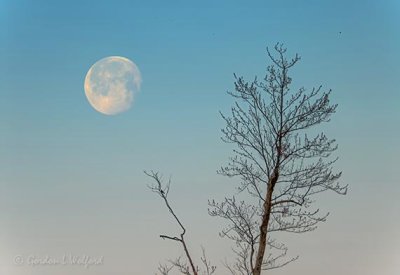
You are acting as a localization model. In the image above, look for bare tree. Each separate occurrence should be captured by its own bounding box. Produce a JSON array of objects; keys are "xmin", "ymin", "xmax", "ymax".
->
[
  {"xmin": 209, "ymin": 43, "xmax": 347, "ymax": 275},
  {"xmin": 145, "ymin": 170, "xmax": 217, "ymax": 275}
]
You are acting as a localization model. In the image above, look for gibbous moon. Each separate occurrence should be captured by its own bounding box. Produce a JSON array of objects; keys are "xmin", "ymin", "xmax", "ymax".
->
[{"xmin": 84, "ymin": 56, "xmax": 142, "ymax": 115}]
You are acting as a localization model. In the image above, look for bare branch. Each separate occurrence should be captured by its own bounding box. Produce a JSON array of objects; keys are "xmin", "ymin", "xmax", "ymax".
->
[{"xmin": 145, "ymin": 170, "xmax": 199, "ymax": 275}]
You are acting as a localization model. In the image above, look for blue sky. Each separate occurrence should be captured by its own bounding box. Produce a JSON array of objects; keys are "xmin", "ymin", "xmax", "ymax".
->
[{"xmin": 1, "ymin": 1, "xmax": 399, "ymax": 274}]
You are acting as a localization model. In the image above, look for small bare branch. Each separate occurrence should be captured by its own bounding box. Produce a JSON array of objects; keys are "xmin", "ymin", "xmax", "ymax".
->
[{"xmin": 145, "ymin": 170, "xmax": 199, "ymax": 275}]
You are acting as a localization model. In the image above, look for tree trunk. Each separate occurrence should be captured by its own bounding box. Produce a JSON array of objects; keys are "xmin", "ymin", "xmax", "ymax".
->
[{"xmin": 252, "ymin": 170, "xmax": 279, "ymax": 275}]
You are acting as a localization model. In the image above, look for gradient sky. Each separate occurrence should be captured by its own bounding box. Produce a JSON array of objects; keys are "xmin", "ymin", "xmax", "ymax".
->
[{"xmin": 1, "ymin": 1, "xmax": 399, "ymax": 274}]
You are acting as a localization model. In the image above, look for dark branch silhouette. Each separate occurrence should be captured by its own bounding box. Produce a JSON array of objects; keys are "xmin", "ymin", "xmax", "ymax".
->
[{"xmin": 145, "ymin": 170, "xmax": 216, "ymax": 275}]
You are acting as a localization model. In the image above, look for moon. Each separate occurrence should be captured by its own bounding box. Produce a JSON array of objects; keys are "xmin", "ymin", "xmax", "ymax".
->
[{"xmin": 84, "ymin": 56, "xmax": 142, "ymax": 115}]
